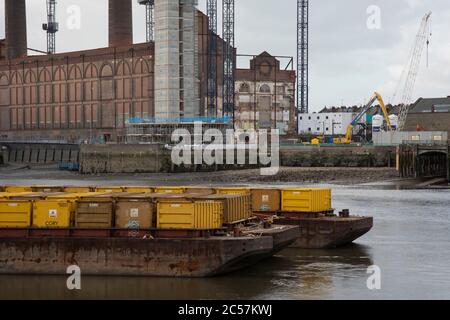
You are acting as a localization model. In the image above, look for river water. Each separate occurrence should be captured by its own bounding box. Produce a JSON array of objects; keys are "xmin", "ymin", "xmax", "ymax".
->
[{"xmin": 0, "ymin": 184, "xmax": 449, "ymax": 300}]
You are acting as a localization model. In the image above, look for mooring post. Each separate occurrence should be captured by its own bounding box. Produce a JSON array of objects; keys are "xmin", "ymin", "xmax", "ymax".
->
[{"xmin": 447, "ymin": 144, "xmax": 450, "ymax": 182}]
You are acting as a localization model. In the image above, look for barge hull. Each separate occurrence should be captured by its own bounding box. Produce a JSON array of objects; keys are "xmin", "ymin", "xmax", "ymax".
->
[
  {"xmin": 0, "ymin": 236, "xmax": 273, "ymax": 277},
  {"xmin": 243, "ymin": 225, "xmax": 300, "ymax": 255},
  {"xmin": 285, "ymin": 216, "xmax": 373, "ymax": 249}
]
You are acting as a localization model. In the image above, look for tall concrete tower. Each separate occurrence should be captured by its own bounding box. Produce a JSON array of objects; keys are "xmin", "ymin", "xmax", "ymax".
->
[{"xmin": 154, "ymin": 0, "xmax": 200, "ymax": 120}]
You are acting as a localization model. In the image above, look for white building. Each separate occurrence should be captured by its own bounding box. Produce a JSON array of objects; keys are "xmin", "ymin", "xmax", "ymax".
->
[{"xmin": 298, "ymin": 113, "xmax": 357, "ymax": 135}]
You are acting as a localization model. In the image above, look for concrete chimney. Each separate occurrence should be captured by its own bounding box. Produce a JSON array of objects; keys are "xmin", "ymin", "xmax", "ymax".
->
[
  {"xmin": 109, "ymin": 0, "xmax": 133, "ymax": 47},
  {"xmin": 5, "ymin": 0, "xmax": 28, "ymax": 59}
]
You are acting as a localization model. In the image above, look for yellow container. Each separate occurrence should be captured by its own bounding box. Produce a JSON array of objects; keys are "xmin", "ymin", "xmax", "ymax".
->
[
  {"xmin": 4, "ymin": 186, "xmax": 33, "ymax": 193},
  {"xmin": 123, "ymin": 186, "xmax": 153, "ymax": 193},
  {"xmin": 63, "ymin": 186, "xmax": 93, "ymax": 193},
  {"xmin": 0, "ymin": 192, "xmax": 28, "ymax": 199},
  {"xmin": 115, "ymin": 197, "xmax": 154, "ymax": 229},
  {"xmin": 46, "ymin": 192, "xmax": 106, "ymax": 200},
  {"xmin": 95, "ymin": 186, "xmax": 124, "ymax": 193},
  {"xmin": 154, "ymin": 187, "xmax": 186, "ymax": 194},
  {"xmin": 75, "ymin": 200, "xmax": 114, "ymax": 228},
  {"xmin": 7, "ymin": 192, "xmax": 56, "ymax": 201},
  {"xmin": 157, "ymin": 200, "xmax": 223, "ymax": 229},
  {"xmin": 189, "ymin": 193, "xmax": 252, "ymax": 223},
  {"xmin": 281, "ymin": 188, "xmax": 332, "ymax": 212},
  {"xmin": 0, "ymin": 200, "xmax": 32, "ymax": 227},
  {"xmin": 215, "ymin": 187, "xmax": 250, "ymax": 195},
  {"xmin": 31, "ymin": 186, "xmax": 64, "ymax": 193},
  {"xmin": 32, "ymin": 200, "xmax": 74, "ymax": 228},
  {"xmin": 185, "ymin": 187, "xmax": 215, "ymax": 195}
]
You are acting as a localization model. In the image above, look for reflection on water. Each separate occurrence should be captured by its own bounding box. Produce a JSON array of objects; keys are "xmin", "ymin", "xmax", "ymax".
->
[{"xmin": 1, "ymin": 186, "xmax": 450, "ymax": 300}]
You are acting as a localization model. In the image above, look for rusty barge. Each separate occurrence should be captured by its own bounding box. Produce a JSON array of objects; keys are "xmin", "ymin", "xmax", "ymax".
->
[
  {"xmin": 254, "ymin": 210, "xmax": 373, "ymax": 249},
  {"xmin": 0, "ymin": 225, "xmax": 300, "ymax": 277}
]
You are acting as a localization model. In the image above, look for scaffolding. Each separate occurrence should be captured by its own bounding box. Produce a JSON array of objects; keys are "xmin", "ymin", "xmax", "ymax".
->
[
  {"xmin": 126, "ymin": 119, "xmax": 232, "ymax": 145},
  {"xmin": 297, "ymin": 0, "xmax": 309, "ymax": 114}
]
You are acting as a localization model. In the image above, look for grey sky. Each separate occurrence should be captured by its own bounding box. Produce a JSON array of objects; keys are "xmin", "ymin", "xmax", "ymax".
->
[{"xmin": 0, "ymin": 0, "xmax": 448, "ymax": 112}]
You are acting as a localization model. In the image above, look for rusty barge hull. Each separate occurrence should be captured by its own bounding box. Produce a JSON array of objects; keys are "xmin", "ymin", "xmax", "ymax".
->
[
  {"xmin": 0, "ymin": 236, "xmax": 274, "ymax": 277},
  {"xmin": 0, "ymin": 225, "xmax": 300, "ymax": 277},
  {"xmin": 281, "ymin": 216, "xmax": 373, "ymax": 249},
  {"xmin": 254, "ymin": 213, "xmax": 373, "ymax": 249},
  {"xmin": 243, "ymin": 225, "xmax": 300, "ymax": 254}
]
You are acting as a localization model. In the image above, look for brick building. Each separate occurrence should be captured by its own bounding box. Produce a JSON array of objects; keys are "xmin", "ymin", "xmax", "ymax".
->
[
  {"xmin": 0, "ymin": 0, "xmax": 228, "ymax": 143},
  {"xmin": 404, "ymin": 96, "xmax": 450, "ymax": 137},
  {"xmin": 235, "ymin": 52, "xmax": 296, "ymax": 134}
]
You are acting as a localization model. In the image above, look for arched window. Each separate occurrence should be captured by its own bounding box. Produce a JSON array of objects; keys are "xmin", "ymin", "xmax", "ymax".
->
[
  {"xmin": 239, "ymin": 83, "xmax": 250, "ymax": 93},
  {"xmin": 260, "ymin": 84, "xmax": 271, "ymax": 93}
]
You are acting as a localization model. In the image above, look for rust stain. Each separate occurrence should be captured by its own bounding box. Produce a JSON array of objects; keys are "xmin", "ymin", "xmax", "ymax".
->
[{"xmin": 169, "ymin": 260, "xmax": 200, "ymax": 272}]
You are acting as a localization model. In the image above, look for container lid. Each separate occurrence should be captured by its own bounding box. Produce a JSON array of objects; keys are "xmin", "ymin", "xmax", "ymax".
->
[{"xmin": 186, "ymin": 193, "xmax": 247, "ymax": 200}]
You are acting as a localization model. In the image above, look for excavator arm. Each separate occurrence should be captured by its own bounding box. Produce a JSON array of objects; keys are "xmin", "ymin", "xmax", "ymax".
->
[
  {"xmin": 374, "ymin": 92, "xmax": 392, "ymax": 131},
  {"xmin": 336, "ymin": 92, "xmax": 391, "ymax": 144}
]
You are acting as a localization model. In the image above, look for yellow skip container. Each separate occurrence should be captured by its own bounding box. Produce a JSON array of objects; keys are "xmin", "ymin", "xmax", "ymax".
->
[
  {"xmin": 123, "ymin": 186, "xmax": 153, "ymax": 193},
  {"xmin": 94, "ymin": 186, "xmax": 124, "ymax": 193},
  {"xmin": 157, "ymin": 199, "xmax": 223, "ymax": 229},
  {"xmin": 0, "ymin": 200, "xmax": 32, "ymax": 227},
  {"xmin": 154, "ymin": 187, "xmax": 186, "ymax": 194},
  {"xmin": 215, "ymin": 187, "xmax": 250, "ymax": 195},
  {"xmin": 281, "ymin": 188, "xmax": 332, "ymax": 212},
  {"xmin": 63, "ymin": 186, "xmax": 93, "ymax": 193},
  {"xmin": 4, "ymin": 186, "xmax": 33, "ymax": 193},
  {"xmin": 32, "ymin": 200, "xmax": 74, "ymax": 228}
]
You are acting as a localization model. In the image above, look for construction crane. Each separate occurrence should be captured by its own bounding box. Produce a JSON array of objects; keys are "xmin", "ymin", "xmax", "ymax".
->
[
  {"xmin": 396, "ymin": 12, "xmax": 432, "ymax": 131},
  {"xmin": 138, "ymin": 0, "xmax": 155, "ymax": 42},
  {"xmin": 334, "ymin": 92, "xmax": 392, "ymax": 144},
  {"xmin": 222, "ymin": 0, "xmax": 235, "ymax": 119},
  {"xmin": 42, "ymin": 0, "xmax": 59, "ymax": 54},
  {"xmin": 207, "ymin": 0, "xmax": 218, "ymax": 117},
  {"xmin": 297, "ymin": 0, "xmax": 309, "ymax": 117}
]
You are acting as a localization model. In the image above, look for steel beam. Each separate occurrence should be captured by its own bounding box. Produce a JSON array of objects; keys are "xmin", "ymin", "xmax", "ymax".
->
[
  {"xmin": 222, "ymin": 0, "xmax": 235, "ymax": 119},
  {"xmin": 207, "ymin": 0, "xmax": 218, "ymax": 116}
]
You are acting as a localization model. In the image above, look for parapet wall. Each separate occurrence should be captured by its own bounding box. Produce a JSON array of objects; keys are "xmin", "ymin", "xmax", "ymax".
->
[{"xmin": 79, "ymin": 144, "xmax": 171, "ymax": 174}]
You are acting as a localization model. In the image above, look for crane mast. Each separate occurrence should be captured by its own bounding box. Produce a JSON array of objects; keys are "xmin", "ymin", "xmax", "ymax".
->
[
  {"xmin": 207, "ymin": 0, "xmax": 218, "ymax": 117},
  {"xmin": 222, "ymin": 0, "xmax": 235, "ymax": 119},
  {"xmin": 138, "ymin": 0, "xmax": 155, "ymax": 42},
  {"xmin": 42, "ymin": 0, "xmax": 58, "ymax": 54},
  {"xmin": 297, "ymin": 0, "xmax": 309, "ymax": 116},
  {"xmin": 397, "ymin": 12, "xmax": 432, "ymax": 131}
]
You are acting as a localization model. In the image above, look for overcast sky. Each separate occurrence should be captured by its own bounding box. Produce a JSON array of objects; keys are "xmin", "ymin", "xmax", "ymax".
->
[{"xmin": 0, "ymin": 0, "xmax": 448, "ymax": 112}]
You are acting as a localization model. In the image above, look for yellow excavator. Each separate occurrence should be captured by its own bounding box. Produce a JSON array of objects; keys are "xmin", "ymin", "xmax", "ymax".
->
[{"xmin": 334, "ymin": 92, "xmax": 392, "ymax": 144}]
